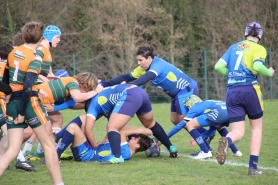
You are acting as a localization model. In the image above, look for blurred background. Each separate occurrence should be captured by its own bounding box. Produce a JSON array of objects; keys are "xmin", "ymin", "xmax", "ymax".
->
[{"xmin": 1, "ymin": 0, "xmax": 277, "ymax": 101}]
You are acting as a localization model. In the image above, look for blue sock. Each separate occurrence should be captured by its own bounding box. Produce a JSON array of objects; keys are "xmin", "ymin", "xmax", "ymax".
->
[
  {"xmin": 218, "ymin": 128, "xmax": 238, "ymax": 153},
  {"xmin": 190, "ymin": 129, "xmax": 209, "ymax": 153},
  {"xmin": 108, "ymin": 131, "xmax": 121, "ymax": 158},
  {"xmin": 197, "ymin": 127, "xmax": 207, "ymax": 133},
  {"xmin": 226, "ymin": 137, "xmax": 233, "ymax": 147},
  {"xmin": 249, "ymin": 155, "xmax": 259, "ymax": 169},
  {"xmin": 150, "ymin": 122, "xmax": 172, "ymax": 150},
  {"xmin": 56, "ymin": 116, "xmax": 82, "ymax": 140},
  {"xmin": 57, "ymin": 130, "xmax": 74, "ymax": 160}
]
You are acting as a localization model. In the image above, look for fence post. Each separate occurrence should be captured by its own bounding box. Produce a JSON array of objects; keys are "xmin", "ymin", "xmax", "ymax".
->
[
  {"xmin": 203, "ymin": 50, "xmax": 208, "ymax": 100},
  {"xmin": 268, "ymin": 47, "xmax": 273, "ymax": 101},
  {"xmin": 72, "ymin": 54, "xmax": 76, "ymax": 76}
]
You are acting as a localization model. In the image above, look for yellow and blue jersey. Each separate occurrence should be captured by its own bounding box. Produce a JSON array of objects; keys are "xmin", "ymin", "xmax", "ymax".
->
[
  {"xmin": 130, "ymin": 57, "xmax": 197, "ymax": 97},
  {"xmin": 185, "ymin": 100, "xmax": 229, "ymax": 125},
  {"xmin": 86, "ymin": 84, "xmax": 132, "ymax": 119},
  {"xmin": 220, "ymin": 40, "xmax": 267, "ymax": 87}
]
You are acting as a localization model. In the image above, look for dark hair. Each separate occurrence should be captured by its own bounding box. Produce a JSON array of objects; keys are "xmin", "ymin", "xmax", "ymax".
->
[
  {"xmin": 22, "ymin": 22, "xmax": 44, "ymax": 44},
  {"xmin": 84, "ymin": 98, "xmax": 92, "ymax": 113},
  {"xmin": 135, "ymin": 134, "xmax": 151, "ymax": 153},
  {"xmin": 0, "ymin": 43, "xmax": 14, "ymax": 60},
  {"xmin": 13, "ymin": 32, "xmax": 25, "ymax": 46},
  {"xmin": 136, "ymin": 46, "xmax": 155, "ymax": 59}
]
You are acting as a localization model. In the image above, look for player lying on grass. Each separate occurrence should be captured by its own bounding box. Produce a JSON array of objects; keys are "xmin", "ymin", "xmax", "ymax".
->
[
  {"xmin": 49, "ymin": 83, "xmax": 178, "ymax": 163},
  {"xmin": 167, "ymin": 95, "xmax": 242, "ymax": 159},
  {"xmin": 53, "ymin": 114, "xmax": 152, "ymax": 162},
  {"xmin": 23, "ymin": 72, "xmax": 103, "ymax": 159}
]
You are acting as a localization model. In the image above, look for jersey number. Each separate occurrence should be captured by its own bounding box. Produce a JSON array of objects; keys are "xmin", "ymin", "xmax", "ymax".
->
[
  {"xmin": 234, "ymin": 51, "xmax": 243, "ymax": 70},
  {"xmin": 13, "ymin": 60, "xmax": 20, "ymax": 81}
]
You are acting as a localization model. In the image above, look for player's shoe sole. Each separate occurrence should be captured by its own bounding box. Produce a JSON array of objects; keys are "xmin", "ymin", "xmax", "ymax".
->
[{"xmin": 216, "ymin": 137, "xmax": 228, "ymax": 165}]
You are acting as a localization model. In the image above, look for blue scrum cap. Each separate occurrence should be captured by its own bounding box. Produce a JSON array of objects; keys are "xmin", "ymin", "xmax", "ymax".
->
[
  {"xmin": 54, "ymin": 69, "xmax": 69, "ymax": 78},
  {"xmin": 43, "ymin": 25, "xmax": 61, "ymax": 43}
]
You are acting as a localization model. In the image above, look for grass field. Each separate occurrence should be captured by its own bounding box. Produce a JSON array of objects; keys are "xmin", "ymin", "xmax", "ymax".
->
[{"xmin": 1, "ymin": 101, "xmax": 278, "ymax": 185}]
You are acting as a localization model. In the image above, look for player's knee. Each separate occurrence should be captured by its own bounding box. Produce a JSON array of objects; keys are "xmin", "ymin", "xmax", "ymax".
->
[{"xmin": 66, "ymin": 123, "xmax": 78, "ymax": 132}]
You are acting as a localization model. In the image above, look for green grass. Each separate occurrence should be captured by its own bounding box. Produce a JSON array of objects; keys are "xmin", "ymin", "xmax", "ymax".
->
[{"xmin": 1, "ymin": 101, "xmax": 278, "ymax": 185}]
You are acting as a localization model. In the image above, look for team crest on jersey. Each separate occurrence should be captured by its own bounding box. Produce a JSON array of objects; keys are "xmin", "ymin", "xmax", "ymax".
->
[
  {"xmin": 27, "ymin": 117, "xmax": 39, "ymax": 125},
  {"xmin": 238, "ymin": 43, "xmax": 250, "ymax": 49},
  {"xmin": 14, "ymin": 50, "xmax": 25, "ymax": 60}
]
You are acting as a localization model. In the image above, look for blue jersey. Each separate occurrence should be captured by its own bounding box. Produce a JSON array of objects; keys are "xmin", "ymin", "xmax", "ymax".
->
[
  {"xmin": 220, "ymin": 40, "xmax": 267, "ymax": 87},
  {"xmin": 130, "ymin": 57, "xmax": 197, "ymax": 97},
  {"xmin": 184, "ymin": 100, "xmax": 229, "ymax": 125},
  {"xmin": 92, "ymin": 142, "xmax": 131, "ymax": 162},
  {"xmin": 86, "ymin": 84, "xmax": 132, "ymax": 119}
]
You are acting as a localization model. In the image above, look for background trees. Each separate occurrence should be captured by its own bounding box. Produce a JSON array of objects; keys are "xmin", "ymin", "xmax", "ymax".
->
[{"xmin": 1, "ymin": 0, "xmax": 277, "ymax": 100}]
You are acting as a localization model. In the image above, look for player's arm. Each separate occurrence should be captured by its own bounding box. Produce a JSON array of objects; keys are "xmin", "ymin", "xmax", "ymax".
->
[
  {"xmin": 84, "ymin": 115, "xmax": 99, "ymax": 148},
  {"xmin": 214, "ymin": 59, "xmax": 228, "ymax": 76},
  {"xmin": 167, "ymin": 120, "xmax": 187, "ymax": 138},
  {"xmin": 101, "ymin": 73, "xmax": 136, "ymax": 87},
  {"xmin": 120, "ymin": 125, "xmax": 152, "ymax": 142},
  {"xmin": 129, "ymin": 71, "xmax": 156, "ymax": 86},
  {"xmin": 18, "ymin": 72, "xmax": 37, "ymax": 119},
  {"xmin": 70, "ymin": 89, "xmax": 99, "ymax": 103},
  {"xmin": 0, "ymin": 81, "xmax": 12, "ymax": 95},
  {"xmin": 253, "ymin": 61, "xmax": 274, "ymax": 77}
]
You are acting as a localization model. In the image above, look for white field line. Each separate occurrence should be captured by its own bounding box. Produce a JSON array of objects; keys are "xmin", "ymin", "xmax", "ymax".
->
[{"xmin": 161, "ymin": 149, "xmax": 278, "ymax": 172}]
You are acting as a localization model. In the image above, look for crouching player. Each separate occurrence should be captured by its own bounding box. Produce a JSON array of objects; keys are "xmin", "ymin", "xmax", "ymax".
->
[{"xmin": 167, "ymin": 95, "xmax": 242, "ymax": 159}]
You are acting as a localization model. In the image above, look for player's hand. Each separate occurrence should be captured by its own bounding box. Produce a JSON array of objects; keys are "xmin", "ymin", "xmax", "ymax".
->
[
  {"xmin": 14, "ymin": 114, "xmax": 25, "ymax": 124},
  {"xmin": 189, "ymin": 138, "xmax": 197, "ymax": 147},
  {"xmin": 141, "ymin": 128, "xmax": 153, "ymax": 136},
  {"xmin": 44, "ymin": 104, "xmax": 54, "ymax": 112},
  {"xmin": 95, "ymin": 84, "xmax": 104, "ymax": 94},
  {"xmin": 269, "ymin": 67, "xmax": 275, "ymax": 76},
  {"xmin": 39, "ymin": 89, "xmax": 49, "ymax": 98}
]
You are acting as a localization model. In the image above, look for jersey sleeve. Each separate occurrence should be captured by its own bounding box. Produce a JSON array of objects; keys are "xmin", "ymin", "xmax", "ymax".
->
[{"xmin": 130, "ymin": 66, "xmax": 146, "ymax": 78}]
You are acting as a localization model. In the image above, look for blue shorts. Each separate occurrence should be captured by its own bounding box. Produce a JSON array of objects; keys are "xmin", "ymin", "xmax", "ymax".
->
[
  {"xmin": 171, "ymin": 88, "xmax": 193, "ymax": 115},
  {"xmin": 71, "ymin": 141, "xmax": 95, "ymax": 162},
  {"xmin": 197, "ymin": 115, "xmax": 229, "ymax": 129},
  {"xmin": 226, "ymin": 85, "xmax": 263, "ymax": 122},
  {"xmin": 112, "ymin": 87, "xmax": 152, "ymax": 116}
]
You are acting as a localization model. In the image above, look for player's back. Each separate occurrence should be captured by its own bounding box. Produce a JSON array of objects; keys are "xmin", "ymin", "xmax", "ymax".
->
[
  {"xmin": 38, "ymin": 76, "xmax": 79, "ymax": 104},
  {"xmin": 8, "ymin": 45, "xmax": 41, "ymax": 93},
  {"xmin": 224, "ymin": 40, "xmax": 266, "ymax": 87},
  {"xmin": 36, "ymin": 44, "xmax": 52, "ymax": 74}
]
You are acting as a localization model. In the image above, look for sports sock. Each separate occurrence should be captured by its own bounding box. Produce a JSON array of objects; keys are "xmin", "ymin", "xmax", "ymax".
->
[
  {"xmin": 150, "ymin": 122, "xmax": 172, "ymax": 150},
  {"xmin": 226, "ymin": 137, "xmax": 233, "ymax": 147},
  {"xmin": 57, "ymin": 130, "xmax": 74, "ymax": 160},
  {"xmin": 249, "ymin": 155, "xmax": 259, "ymax": 169},
  {"xmin": 197, "ymin": 127, "xmax": 207, "ymax": 133},
  {"xmin": 22, "ymin": 140, "xmax": 34, "ymax": 154},
  {"xmin": 17, "ymin": 150, "xmax": 27, "ymax": 162},
  {"xmin": 189, "ymin": 129, "xmax": 209, "ymax": 153},
  {"xmin": 218, "ymin": 128, "xmax": 238, "ymax": 153},
  {"xmin": 107, "ymin": 131, "xmax": 121, "ymax": 158},
  {"xmin": 36, "ymin": 142, "xmax": 44, "ymax": 153},
  {"xmin": 56, "ymin": 116, "xmax": 82, "ymax": 140}
]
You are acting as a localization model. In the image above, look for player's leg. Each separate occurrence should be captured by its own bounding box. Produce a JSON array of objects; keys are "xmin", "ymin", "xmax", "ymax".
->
[
  {"xmin": 57, "ymin": 121, "xmax": 85, "ymax": 160},
  {"xmin": 217, "ymin": 127, "xmax": 242, "ymax": 156},
  {"xmin": 0, "ymin": 127, "xmax": 24, "ymax": 175},
  {"xmin": 27, "ymin": 97, "xmax": 63, "ymax": 184},
  {"xmin": 186, "ymin": 117, "xmax": 212, "ymax": 159},
  {"xmin": 136, "ymin": 87, "xmax": 178, "ymax": 158}
]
